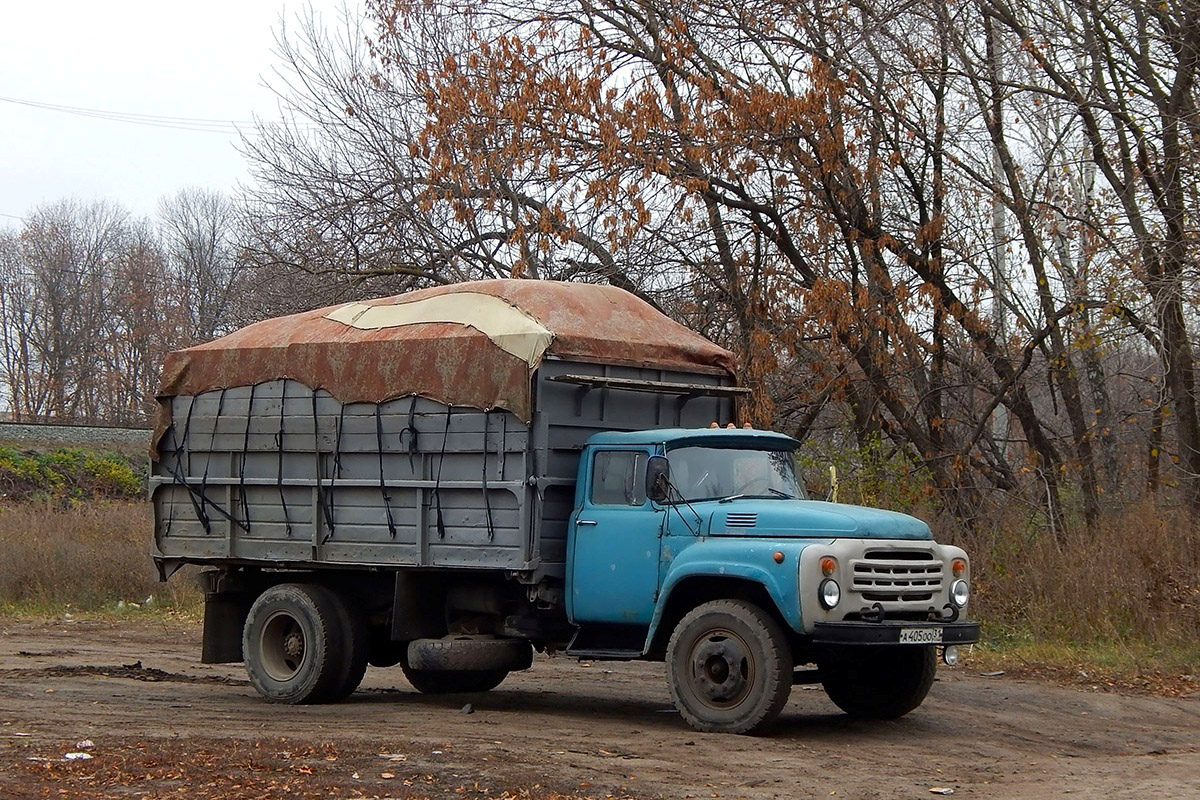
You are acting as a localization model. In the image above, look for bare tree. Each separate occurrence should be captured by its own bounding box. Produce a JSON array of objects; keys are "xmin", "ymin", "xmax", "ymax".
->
[
  {"xmin": 0, "ymin": 200, "xmax": 126, "ymax": 419},
  {"xmin": 238, "ymin": 6, "xmax": 664, "ymax": 305},
  {"xmin": 0, "ymin": 199, "xmax": 201, "ymax": 424},
  {"xmin": 159, "ymin": 188, "xmax": 241, "ymax": 341},
  {"xmin": 100, "ymin": 219, "xmax": 185, "ymax": 423},
  {"xmin": 978, "ymin": 0, "xmax": 1200, "ymax": 511}
]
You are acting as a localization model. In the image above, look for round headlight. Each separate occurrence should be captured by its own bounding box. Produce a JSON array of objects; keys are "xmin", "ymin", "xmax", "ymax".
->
[
  {"xmin": 951, "ymin": 579, "xmax": 969, "ymax": 608},
  {"xmin": 819, "ymin": 578, "xmax": 841, "ymax": 609}
]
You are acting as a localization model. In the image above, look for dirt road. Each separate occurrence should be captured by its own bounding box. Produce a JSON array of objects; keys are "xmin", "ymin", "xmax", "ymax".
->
[{"xmin": 1, "ymin": 617, "xmax": 1197, "ymax": 799}]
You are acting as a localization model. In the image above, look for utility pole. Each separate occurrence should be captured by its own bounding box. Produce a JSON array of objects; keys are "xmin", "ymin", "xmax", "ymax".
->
[{"xmin": 989, "ymin": 20, "xmax": 1008, "ymax": 456}]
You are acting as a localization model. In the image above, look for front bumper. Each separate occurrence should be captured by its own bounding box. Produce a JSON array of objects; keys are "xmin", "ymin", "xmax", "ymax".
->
[{"xmin": 812, "ymin": 620, "xmax": 981, "ymax": 645}]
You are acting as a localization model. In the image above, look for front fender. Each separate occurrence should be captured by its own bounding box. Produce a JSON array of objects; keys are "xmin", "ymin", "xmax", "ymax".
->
[{"xmin": 645, "ymin": 538, "xmax": 822, "ymax": 650}]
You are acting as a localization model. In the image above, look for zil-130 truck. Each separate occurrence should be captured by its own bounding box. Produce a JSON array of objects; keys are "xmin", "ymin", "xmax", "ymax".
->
[{"xmin": 151, "ymin": 279, "xmax": 979, "ymax": 733}]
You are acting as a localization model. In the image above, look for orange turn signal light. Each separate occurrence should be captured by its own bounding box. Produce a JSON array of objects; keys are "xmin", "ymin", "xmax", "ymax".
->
[
  {"xmin": 952, "ymin": 558, "xmax": 966, "ymax": 577},
  {"xmin": 773, "ymin": 551, "xmax": 785, "ymax": 564},
  {"xmin": 820, "ymin": 557, "xmax": 837, "ymax": 576}
]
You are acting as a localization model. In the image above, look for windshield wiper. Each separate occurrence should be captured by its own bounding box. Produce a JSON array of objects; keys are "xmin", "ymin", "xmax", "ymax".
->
[{"xmin": 717, "ymin": 488, "xmax": 795, "ymax": 504}]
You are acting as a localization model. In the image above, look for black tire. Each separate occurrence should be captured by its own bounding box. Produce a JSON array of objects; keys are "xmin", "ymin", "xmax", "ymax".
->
[
  {"xmin": 666, "ymin": 600, "xmax": 794, "ymax": 734},
  {"xmin": 406, "ymin": 636, "xmax": 533, "ymax": 672},
  {"xmin": 324, "ymin": 589, "xmax": 369, "ymax": 701},
  {"xmin": 401, "ymin": 665, "xmax": 509, "ymax": 694},
  {"xmin": 818, "ymin": 645, "xmax": 937, "ymax": 719},
  {"xmin": 242, "ymin": 583, "xmax": 346, "ymax": 704}
]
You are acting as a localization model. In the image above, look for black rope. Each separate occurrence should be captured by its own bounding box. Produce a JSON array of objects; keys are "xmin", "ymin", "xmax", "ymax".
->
[
  {"xmin": 323, "ymin": 403, "xmax": 346, "ymax": 545},
  {"xmin": 375, "ymin": 404, "xmax": 398, "ymax": 539},
  {"xmin": 160, "ymin": 392, "xmax": 244, "ymax": 532},
  {"xmin": 312, "ymin": 391, "xmax": 336, "ymax": 537},
  {"xmin": 399, "ymin": 395, "xmax": 419, "ymax": 473},
  {"xmin": 432, "ymin": 405, "xmax": 451, "ymax": 539},
  {"xmin": 275, "ymin": 380, "xmax": 293, "ymax": 537},
  {"xmin": 175, "ymin": 395, "xmax": 209, "ymax": 532},
  {"xmin": 161, "ymin": 420, "xmax": 179, "ymax": 538},
  {"xmin": 237, "ymin": 383, "xmax": 255, "ymax": 532},
  {"xmin": 195, "ymin": 389, "xmax": 230, "ymax": 532},
  {"xmin": 482, "ymin": 410, "xmax": 495, "ymax": 542}
]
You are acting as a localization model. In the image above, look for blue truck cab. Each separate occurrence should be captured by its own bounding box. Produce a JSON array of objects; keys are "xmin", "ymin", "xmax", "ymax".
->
[{"xmin": 565, "ymin": 427, "xmax": 979, "ymax": 732}]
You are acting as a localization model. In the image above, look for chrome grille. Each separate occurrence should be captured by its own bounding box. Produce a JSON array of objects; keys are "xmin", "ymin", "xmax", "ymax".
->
[
  {"xmin": 850, "ymin": 549, "xmax": 943, "ymax": 602},
  {"xmin": 725, "ymin": 513, "xmax": 758, "ymax": 528}
]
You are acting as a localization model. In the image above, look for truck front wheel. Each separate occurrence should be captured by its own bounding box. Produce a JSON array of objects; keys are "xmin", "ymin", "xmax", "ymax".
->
[
  {"xmin": 818, "ymin": 645, "xmax": 936, "ymax": 719},
  {"xmin": 666, "ymin": 600, "xmax": 794, "ymax": 734}
]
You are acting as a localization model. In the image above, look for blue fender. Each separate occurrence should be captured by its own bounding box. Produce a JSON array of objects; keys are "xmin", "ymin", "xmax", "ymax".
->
[{"xmin": 644, "ymin": 538, "xmax": 824, "ymax": 652}]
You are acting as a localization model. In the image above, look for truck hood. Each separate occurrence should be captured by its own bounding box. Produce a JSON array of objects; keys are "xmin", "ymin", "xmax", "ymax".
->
[{"xmin": 706, "ymin": 500, "xmax": 932, "ymax": 540}]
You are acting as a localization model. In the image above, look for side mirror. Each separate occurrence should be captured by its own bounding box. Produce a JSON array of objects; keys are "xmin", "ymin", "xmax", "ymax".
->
[{"xmin": 646, "ymin": 455, "xmax": 670, "ymax": 503}]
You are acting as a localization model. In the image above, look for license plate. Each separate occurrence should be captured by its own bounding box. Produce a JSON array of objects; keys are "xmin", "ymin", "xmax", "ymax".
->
[{"xmin": 899, "ymin": 627, "xmax": 943, "ymax": 644}]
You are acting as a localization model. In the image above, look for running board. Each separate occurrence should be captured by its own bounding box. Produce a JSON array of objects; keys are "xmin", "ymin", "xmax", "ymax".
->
[
  {"xmin": 564, "ymin": 647, "xmax": 644, "ymax": 661},
  {"xmin": 566, "ymin": 624, "xmax": 646, "ymax": 660}
]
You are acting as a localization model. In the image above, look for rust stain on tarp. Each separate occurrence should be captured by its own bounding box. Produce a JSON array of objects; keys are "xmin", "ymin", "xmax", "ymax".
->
[{"xmin": 153, "ymin": 280, "xmax": 737, "ymax": 458}]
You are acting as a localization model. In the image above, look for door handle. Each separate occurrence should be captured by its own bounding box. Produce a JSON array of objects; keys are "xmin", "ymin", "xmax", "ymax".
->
[{"xmin": 577, "ymin": 519, "xmax": 598, "ymax": 526}]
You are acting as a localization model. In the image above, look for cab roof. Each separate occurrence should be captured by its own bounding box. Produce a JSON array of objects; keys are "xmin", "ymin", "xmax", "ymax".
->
[{"xmin": 586, "ymin": 427, "xmax": 799, "ymax": 449}]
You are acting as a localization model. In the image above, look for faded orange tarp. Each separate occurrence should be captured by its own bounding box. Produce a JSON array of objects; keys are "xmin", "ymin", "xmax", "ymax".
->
[{"xmin": 153, "ymin": 280, "xmax": 737, "ymax": 457}]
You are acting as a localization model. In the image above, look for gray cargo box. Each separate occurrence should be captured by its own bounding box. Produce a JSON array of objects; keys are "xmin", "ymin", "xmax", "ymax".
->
[{"xmin": 152, "ymin": 359, "xmax": 737, "ymax": 582}]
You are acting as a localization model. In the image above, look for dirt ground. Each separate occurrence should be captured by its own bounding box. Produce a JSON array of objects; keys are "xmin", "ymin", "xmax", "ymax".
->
[{"xmin": 1, "ymin": 617, "xmax": 1197, "ymax": 800}]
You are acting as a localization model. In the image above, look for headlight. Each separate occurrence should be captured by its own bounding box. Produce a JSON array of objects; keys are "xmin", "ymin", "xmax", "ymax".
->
[
  {"xmin": 951, "ymin": 579, "xmax": 969, "ymax": 608},
  {"xmin": 819, "ymin": 578, "xmax": 840, "ymax": 609}
]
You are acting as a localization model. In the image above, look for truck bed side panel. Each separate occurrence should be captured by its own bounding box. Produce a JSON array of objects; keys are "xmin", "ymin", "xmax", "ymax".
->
[{"xmin": 153, "ymin": 361, "xmax": 735, "ymax": 581}]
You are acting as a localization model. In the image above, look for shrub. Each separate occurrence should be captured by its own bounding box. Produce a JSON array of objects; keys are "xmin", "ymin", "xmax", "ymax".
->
[
  {"xmin": 954, "ymin": 499, "xmax": 1200, "ymax": 649},
  {"xmin": 798, "ymin": 435, "xmax": 932, "ymax": 513},
  {"xmin": 0, "ymin": 447, "xmax": 145, "ymax": 505}
]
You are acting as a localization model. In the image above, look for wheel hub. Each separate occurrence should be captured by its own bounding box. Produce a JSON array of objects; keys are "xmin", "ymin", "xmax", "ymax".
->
[
  {"xmin": 691, "ymin": 636, "xmax": 749, "ymax": 703},
  {"xmin": 283, "ymin": 630, "xmax": 305, "ymax": 661}
]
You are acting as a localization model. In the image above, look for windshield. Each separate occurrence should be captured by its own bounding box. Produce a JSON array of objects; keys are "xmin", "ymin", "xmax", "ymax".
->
[{"xmin": 666, "ymin": 445, "xmax": 804, "ymax": 502}]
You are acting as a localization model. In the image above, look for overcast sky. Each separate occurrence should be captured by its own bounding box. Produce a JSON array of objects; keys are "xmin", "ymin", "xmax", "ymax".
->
[{"xmin": 1, "ymin": 0, "xmax": 352, "ymax": 228}]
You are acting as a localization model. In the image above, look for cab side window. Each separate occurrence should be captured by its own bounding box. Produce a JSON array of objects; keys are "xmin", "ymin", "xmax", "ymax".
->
[{"xmin": 590, "ymin": 451, "xmax": 647, "ymax": 506}]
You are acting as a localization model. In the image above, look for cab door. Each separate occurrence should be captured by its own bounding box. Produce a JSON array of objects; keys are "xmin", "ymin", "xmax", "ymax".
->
[{"xmin": 568, "ymin": 448, "xmax": 662, "ymax": 624}]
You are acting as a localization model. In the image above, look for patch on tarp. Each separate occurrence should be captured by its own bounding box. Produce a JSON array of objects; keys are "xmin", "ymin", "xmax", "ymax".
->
[{"xmin": 326, "ymin": 292, "xmax": 554, "ymax": 366}]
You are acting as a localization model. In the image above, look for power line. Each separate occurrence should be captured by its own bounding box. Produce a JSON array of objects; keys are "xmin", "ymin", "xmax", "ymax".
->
[
  {"xmin": 1, "ymin": 94, "xmax": 324, "ymax": 135},
  {"xmin": 0, "ymin": 94, "xmax": 248, "ymax": 134}
]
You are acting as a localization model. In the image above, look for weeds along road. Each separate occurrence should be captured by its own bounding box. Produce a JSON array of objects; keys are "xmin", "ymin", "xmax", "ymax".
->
[{"xmin": 0, "ymin": 617, "xmax": 1197, "ymax": 800}]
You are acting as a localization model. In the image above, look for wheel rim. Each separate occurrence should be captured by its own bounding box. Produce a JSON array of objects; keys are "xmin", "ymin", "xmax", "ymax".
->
[
  {"xmin": 259, "ymin": 610, "xmax": 307, "ymax": 681},
  {"xmin": 686, "ymin": 627, "xmax": 755, "ymax": 710}
]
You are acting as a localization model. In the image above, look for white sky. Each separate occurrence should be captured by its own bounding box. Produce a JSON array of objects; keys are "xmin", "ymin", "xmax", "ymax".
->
[{"xmin": 1, "ymin": 0, "xmax": 353, "ymax": 227}]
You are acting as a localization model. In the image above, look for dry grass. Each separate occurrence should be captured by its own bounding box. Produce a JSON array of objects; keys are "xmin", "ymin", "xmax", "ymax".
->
[
  {"xmin": 2, "ymin": 496, "xmax": 1197, "ymax": 682},
  {"xmin": 948, "ymin": 498, "xmax": 1200, "ymax": 653},
  {"xmin": 0, "ymin": 501, "xmax": 200, "ymax": 613}
]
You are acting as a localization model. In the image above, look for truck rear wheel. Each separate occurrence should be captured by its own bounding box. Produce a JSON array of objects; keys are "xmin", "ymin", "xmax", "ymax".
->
[
  {"xmin": 818, "ymin": 645, "xmax": 937, "ymax": 719},
  {"xmin": 324, "ymin": 589, "xmax": 369, "ymax": 701},
  {"xmin": 401, "ymin": 666, "xmax": 509, "ymax": 694},
  {"xmin": 242, "ymin": 584, "xmax": 345, "ymax": 704},
  {"xmin": 666, "ymin": 600, "xmax": 793, "ymax": 734}
]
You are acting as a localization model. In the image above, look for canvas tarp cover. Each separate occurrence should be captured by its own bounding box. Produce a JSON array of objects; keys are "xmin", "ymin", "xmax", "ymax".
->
[{"xmin": 153, "ymin": 280, "xmax": 737, "ymax": 456}]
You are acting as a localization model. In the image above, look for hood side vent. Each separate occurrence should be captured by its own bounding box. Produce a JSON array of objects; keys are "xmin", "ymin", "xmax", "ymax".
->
[{"xmin": 725, "ymin": 512, "xmax": 758, "ymax": 528}]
